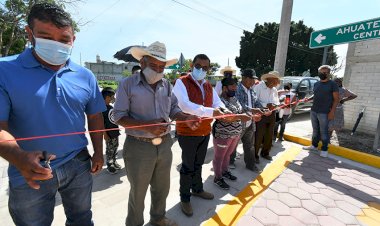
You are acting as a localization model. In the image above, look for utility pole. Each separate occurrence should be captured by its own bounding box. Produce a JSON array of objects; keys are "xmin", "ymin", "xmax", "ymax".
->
[{"xmin": 274, "ymin": 0, "xmax": 293, "ymax": 77}]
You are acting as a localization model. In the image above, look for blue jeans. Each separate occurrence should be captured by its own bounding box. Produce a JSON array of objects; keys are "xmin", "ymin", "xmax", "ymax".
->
[
  {"xmin": 310, "ymin": 111, "xmax": 329, "ymax": 151},
  {"xmin": 9, "ymin": 152, "xmax": 93, "ymax": 226}
]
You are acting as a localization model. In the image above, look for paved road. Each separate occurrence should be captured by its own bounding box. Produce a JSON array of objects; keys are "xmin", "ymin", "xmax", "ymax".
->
[{"xmin": 1, "ymin": 114, "xmax": 379, "ymax": 226}]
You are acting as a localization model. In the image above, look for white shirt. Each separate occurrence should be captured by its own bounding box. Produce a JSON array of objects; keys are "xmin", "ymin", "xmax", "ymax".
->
[
  {"xmin": 173, "ymin": 76, "xmax": 225, "ymax": 118},
  {"xmin": 254, "ymin": 81, "xmax": 280, "ymax": 107},
  {"xmin": 279, "ymin": 91, "xmax": 296, "ymax": 115}
]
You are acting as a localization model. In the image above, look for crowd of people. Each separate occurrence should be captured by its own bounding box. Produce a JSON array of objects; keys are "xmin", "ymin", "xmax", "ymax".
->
[{"xmin": 0, "ymin": 3, "xmax": 357, "ymax": 226}]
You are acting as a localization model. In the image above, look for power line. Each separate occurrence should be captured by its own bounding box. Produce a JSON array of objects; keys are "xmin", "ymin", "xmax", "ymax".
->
[
  {"xmin": 170, "ymin": 0, "xmax": 246, "ymax": 31},
  {"xmin": 171, "ymin": 0, "xmax": 323, "ymax": 56},
  {"xmin": 81, "ymin": 0, "xmax": 122, "ymax": 26}
]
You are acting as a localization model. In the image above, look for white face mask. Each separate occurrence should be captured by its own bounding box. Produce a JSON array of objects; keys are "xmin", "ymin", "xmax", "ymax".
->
[
  {"xmin": 143, "ymin": 67, "xmax": 164, "ymax": 84},
  {"xmin": 192, "ymin": 67, "xmax": 207, "ymax": 81},
  {"xmin": 33, "ymin": 37, "xmax": 73, "ymax": 65}
]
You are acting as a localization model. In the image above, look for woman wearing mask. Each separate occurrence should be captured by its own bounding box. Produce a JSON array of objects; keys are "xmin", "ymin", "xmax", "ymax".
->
[{"xmin": 212, "ymin": 77, "xmax": 251, "ymax": 190}]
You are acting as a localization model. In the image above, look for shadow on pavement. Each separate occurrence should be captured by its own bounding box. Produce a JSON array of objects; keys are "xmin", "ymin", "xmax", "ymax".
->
[
  {"xmin": 92, "ymin": 151, "xmax": 126, "ymax": 193},
  {"xmin": 290, "ymin": 150, "xmax": 380, "ymax": 210}
]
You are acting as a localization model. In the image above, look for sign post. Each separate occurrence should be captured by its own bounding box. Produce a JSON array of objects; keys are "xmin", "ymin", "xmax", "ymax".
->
[{"xmin": 309, "ymin": 17, "xmax": 380, "ymax": 48}]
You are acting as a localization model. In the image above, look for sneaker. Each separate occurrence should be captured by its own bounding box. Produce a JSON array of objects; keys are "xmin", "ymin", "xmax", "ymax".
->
[
  {"xmin": 150, "ymin": 217, "xmax": 178, "ymax": 226},
  {"xmin": 106, "ymin": 164, "xmax": 118, "ymax": 174},
  {"xmin": 303, "ymin": 145, "xmax": 318, "ymax": 151},
  {"xmin": 229, "ymin": 163, "xmax": 236, "ymax": 169},
  {"xmin": 222, "ymin": 171, "xmax": 237, "ymax": 181},
  {"xmin": 320, "ymin": 151, "xmax": 328, "ymax": 158},
  {"xmin": 113, "ymin": 161, "xmax": 122, "ymax": 170},
  {"xmin": 214, "ymin": 178, "xmax": 230, "ymax": 190}
]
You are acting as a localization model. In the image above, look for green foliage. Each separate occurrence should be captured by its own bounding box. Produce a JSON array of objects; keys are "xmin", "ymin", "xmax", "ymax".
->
[
  {"xmin": 98, "ymin": 80, "xmax": 118, "ymax": 90},
  {"xmin": 122, "ymin": 70, "xmax": 132, "ymax": 77},
  {"xmin": 164, "ymin": 58, "xmax": 221, "ymax": 83},
  {"xmin": 235, "ymin": 20, "xmax": 338, "ymax": 77}
]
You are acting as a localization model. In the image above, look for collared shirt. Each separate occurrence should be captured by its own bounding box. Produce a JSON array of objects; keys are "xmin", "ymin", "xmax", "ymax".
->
[
  {"xmin": 172, "ymin": 75, "xmax": 225, "ymax": 117},
  {"xmin": 236, "ymin": 82, "xmax": 259, "ymax": 129},
  {"xmin": 254, "ymin": 81, "xmax": 280, "ymax": 108},
  {"xmin": 0, "ymin": 48, "xmax": 106, "ymax": 187},
  {"xmin": 113, "ymin": 73, "xmax": 182, "ymax": 138}
]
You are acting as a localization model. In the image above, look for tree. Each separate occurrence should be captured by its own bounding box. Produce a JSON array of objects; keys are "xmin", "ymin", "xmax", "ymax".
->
[
  {"xmin": 164, "ymin": 59, "xmax": 221, "ymax": 83},
  {"xmin": 235, "ymin": 20, "xmax": 338, "ymax": 77},
  {"xmin": 0, "ymin": 0, "xmax": 82, "ymax": 57}
]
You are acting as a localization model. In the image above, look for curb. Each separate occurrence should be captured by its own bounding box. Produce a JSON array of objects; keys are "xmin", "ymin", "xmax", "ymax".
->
[
  {"xmin": 202, "ymin": 146, "xmax": 302, "ymax": 226},
  {"xmin": 283, "ymin": 133, "xmax": 380, "ymax": 169}
]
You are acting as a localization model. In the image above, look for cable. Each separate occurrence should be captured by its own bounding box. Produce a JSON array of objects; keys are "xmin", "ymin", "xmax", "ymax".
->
[{"xmin": 81, "ymin": 0, "xmax": 122, "ymax": 26}]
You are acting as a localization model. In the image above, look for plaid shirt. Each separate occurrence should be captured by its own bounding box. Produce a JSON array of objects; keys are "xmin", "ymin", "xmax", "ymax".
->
[{"xmin": 236, "ymin": 82, "xmax": 259, "ymax": 130}]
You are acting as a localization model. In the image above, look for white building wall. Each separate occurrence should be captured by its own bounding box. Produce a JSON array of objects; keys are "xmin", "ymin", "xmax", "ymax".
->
[{"xmin": 343, "ymin": 39, "xmax": 380, "ymax": 134}]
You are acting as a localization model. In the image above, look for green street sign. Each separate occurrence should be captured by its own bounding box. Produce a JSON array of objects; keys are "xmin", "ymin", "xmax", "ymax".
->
[
  {"xmin": 167, "ymin": 63, "xmax": 180, "ymax": 70},
  {"xmin": 309, "ymin": 17, "xmax": 380, "ymax": 48}
]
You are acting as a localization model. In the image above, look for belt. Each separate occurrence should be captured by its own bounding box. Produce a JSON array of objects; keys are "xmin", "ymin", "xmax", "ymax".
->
[
  {"xmin": 128, "ymin": 134, "xmax": 169, "ymax": 145},
  {"xmin": 74, "ymin": 149, "xmax": 90, "ymax": 161}
]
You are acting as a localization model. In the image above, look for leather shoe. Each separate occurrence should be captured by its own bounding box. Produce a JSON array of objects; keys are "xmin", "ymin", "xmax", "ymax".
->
[
  {"xmin": 246, "ymin": 165, "xmax": 262, "ymax": 173},
  {"xmin": 180, "ymin": 202, "xmax": 193, "ymax": 216},
  {"xmin": 261, "ymin": 155, "xmax": 273, "ymax": 161},
  {"xmin": 191, "ymin": 191, "xmax": 214, "ymax": 200},
  {"xmin": 150, "ymin": 217, "xmax": 178, "ymax": 226}
]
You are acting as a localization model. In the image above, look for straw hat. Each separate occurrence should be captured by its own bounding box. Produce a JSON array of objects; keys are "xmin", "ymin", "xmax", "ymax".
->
[
  {"xmin": 261, "ymin": 71, "xmax": 281, "ymax": 80},
  {"xmin": 220, "ymin": 66, "xmax": 236, "ymax": 75},
  {"xmin": 130, "ymin": 41, "xmax": 177, "ymax": 66}
]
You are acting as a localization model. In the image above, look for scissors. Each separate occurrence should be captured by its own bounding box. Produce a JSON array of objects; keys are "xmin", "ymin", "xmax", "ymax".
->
[{"xmin": 42, "ymin": 151, "xmax": 52, "ymax": 169}]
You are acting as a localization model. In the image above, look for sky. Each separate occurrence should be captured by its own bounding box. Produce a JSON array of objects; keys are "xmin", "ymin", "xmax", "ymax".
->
[{"xmin": 42, "ymin": 0, "xmax": 380, "ymax": 76}]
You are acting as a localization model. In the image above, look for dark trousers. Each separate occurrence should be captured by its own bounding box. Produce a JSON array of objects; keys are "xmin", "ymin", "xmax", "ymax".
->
[
  {"xmin": 274, "ymin": 114, "xmax": 290, "ymax": 139},
  {"xmin": 178, "ymin": 135, "xmax": 210, "ymax": 202},
  {"xmin": 241, "ymin": 123, "xmax": 256, "ymax": 168},
  {"xmin": 255, "ymin": 113, "xmax": 276, "ymax": 158}
]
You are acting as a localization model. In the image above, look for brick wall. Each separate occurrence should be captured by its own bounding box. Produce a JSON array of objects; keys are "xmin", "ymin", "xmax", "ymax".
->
[{"xmin": 343, "ymin": 39, "xmax": 380, "ymax": 134}]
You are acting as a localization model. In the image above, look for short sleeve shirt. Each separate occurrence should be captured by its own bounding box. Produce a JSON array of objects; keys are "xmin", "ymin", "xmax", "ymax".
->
[
  {"xmin": 311, "ymin": 80, "xmax": 339, "ymax": 113},
  {"xmin": 0, "ymin": 48, "xmax": 106, "ymax": 187}
]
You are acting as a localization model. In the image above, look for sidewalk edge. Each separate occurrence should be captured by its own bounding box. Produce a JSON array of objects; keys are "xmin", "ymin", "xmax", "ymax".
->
[{"xmin": 283, "ymin": 133, "xmax": 380, "ymax": 169}]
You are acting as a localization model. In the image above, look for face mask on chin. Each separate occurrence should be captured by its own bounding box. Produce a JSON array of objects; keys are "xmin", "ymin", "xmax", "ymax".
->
[
  {"xmin": 192, "ymin": 67, "xmax": 207, "ymax": 81},
  {"xmin": 33, "ymin": 36, "xmax": 72, "ymax": 66},
  {"xmin": 143, "ymin": 67, "xmax": 164, "ymax": 84}
]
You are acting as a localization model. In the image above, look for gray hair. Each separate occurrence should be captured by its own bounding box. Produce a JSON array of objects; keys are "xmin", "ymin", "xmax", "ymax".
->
[{"xmin": 318, "ymin": 65, "xmax": 332, "ymax": 72}]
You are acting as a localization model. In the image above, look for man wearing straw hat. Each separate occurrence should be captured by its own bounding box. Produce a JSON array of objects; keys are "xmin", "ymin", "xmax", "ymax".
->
[
  {"xmin": 254, "ymin": 71, "xmax": 280, "ymax": 162},
  {"xmin": 113, "ymin": 41, "xmax": 200, "ymax": 226}
]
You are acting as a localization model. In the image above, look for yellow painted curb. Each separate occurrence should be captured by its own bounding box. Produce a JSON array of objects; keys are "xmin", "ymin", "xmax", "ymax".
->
[
  {"xmin": 357, "ymin": 202, "xmax": 380, "ymax": 226},
  {"xmin": 283, "ymin": 133, "xmax": 380, "ymax": 169},
  {"xmin": 202, "ymin": 146, "xmax": 302, "ymax": 226}
]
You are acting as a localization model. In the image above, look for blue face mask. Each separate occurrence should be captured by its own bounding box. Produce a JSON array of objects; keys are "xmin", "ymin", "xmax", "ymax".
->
[
  {"xmin": 192, "ymin": 67, "xmax": 207, "ymax": 81},
  {"xmin": 33, "ymin": 37, "xmax": 73, "ymax": 65}
]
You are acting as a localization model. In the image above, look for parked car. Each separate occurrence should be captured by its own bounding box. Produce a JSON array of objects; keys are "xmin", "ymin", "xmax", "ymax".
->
[{"xmin": 279, "ymin": 76, "xmax": 319, "ymax": 119}]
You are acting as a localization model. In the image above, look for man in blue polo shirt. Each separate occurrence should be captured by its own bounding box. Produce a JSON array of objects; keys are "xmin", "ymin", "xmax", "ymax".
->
[{"xmin": 0, "ymin": 3, "xmax": 105, "ymax": 226}]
